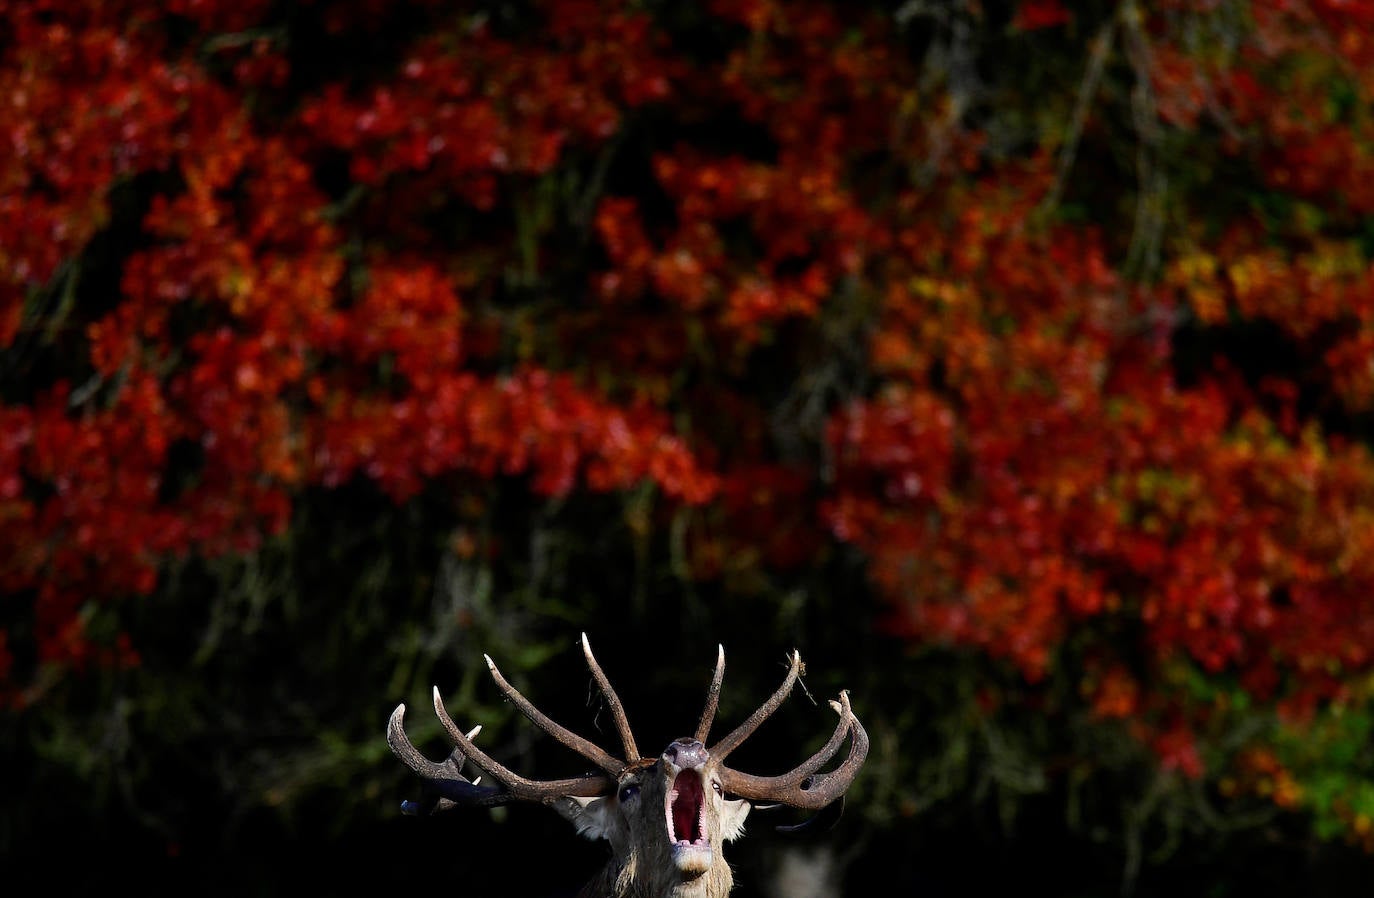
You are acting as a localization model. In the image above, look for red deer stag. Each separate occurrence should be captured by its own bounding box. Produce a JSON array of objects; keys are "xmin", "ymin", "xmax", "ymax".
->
[{"xmin": 387, "ymin": 633, "xmax": 868, "ymax": 898}]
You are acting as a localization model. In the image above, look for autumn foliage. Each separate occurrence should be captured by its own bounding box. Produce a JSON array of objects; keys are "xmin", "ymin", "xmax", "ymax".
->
[{"xmin": 6, "ymin": 0, "xmax": 1374, "ymax": 877}]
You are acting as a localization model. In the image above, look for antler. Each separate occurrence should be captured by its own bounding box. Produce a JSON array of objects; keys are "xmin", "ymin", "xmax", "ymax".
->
[
  {"xmin": 693, "ymin": 644, "xmax": 725, "ymax": 743},
  {"xmin": 388, "ymin": 640, "xmax": 866, "ymax": 816},
  {"xmin": 708, "ymin": 650, "xmax": 868, "ymax": 811},
  {"xmin": 717, "ymin": 690, "xmax": 868, "ymax": 810},
  {"xmin": 386, "ymin": 641, "xmax": 633, "ymax": 812},
  {"xmin": 709, "ymin": 650, "xmax": 802, "ymax": 762},
  {"xmin": 385, "ymin": 711, "xmax": 496, "ymax": 813},
  {"xmin": 484, "ymin": 649, "xmax": 623, "ymax": 776},
  {"xmin": 582, "ymin": 632, "xmax": 639, "ymax": 761}
]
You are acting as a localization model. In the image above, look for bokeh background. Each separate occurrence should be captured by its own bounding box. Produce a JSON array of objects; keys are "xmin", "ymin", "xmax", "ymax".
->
[{"xmin": 5, "ymin": 1, "xmax": 1374, "ymax": 894}]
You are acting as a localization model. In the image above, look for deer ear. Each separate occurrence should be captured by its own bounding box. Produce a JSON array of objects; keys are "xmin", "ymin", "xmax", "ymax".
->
[
  {"xmin": 553, "ymin": 795, "xmax": 618, "ymax": 842},
  {"xmin": 720, "ymin": 797, "xmax": 751, "ymax": 842}
]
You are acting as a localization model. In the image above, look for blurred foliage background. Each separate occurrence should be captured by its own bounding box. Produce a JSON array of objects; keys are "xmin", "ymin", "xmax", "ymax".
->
[{"xmin": 4, "ymin": 0, "xmax": 1374, "ymax": 894}]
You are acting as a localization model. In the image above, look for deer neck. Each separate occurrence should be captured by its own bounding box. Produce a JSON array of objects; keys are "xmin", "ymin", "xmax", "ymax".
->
[{"xmin": 579, "ymin": 855, "xmax": 736, "ymax": 898}]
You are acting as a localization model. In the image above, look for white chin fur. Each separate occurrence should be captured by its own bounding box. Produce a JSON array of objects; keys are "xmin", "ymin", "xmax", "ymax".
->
[{"xmin": 672, "ymin": 843, "xmax": 713, "ymax": 874}]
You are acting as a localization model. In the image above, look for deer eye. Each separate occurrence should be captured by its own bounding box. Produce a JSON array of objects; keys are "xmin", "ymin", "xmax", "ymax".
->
[
  {"xmin": 711, "ymin": 780, "xmax": 723, "ymax": 796},
  {"xmin": 618, "ymin": 783, "xmax": 640, "ymax": 803}
]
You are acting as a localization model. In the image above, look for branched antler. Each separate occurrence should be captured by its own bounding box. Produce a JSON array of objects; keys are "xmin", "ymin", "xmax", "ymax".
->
[
  {"xmin": 388, "ymin": 638, "xmax": 867, "ymax": 821},
  {"xmin": 716, "ymin": 690, "xmax": 868, "ymax": 810},
  {"xmin": 386, "ymin": 638, "xmax": 633, "ymax": 811}
]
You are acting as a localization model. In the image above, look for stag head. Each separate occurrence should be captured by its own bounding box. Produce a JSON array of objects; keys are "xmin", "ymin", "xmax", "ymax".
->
[{"xmin": 387, "ymin": 634, "xmax": 867, "ymax": 898}]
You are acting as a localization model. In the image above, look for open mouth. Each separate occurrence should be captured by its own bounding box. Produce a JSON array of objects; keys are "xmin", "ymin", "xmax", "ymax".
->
[{"xmin": 666, "ymin": 769, "xmax": 708, "ymax": 850}]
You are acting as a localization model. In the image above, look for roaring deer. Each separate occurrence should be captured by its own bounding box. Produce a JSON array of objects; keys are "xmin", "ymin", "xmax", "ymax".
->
[{"xmin": 387, "ymin": 634, "xmax": 868, "ymax": 898}]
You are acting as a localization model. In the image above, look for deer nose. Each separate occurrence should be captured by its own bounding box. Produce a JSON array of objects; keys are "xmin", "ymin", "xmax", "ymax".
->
[{"xmin": 663, "ymin": 738, "xmax": 709, "ymax": 769}]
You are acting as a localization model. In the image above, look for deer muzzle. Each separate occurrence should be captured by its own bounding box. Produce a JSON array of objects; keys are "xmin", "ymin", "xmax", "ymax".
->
[{"xmin": 662, "ymin": 739, "xmax": 713, "ymax": 875}]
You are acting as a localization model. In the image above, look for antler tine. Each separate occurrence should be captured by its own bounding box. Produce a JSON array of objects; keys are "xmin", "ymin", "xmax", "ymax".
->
[
  {"xmin": 428, "ymin": 687, "xmax": 616, "ymax": 804},
  {"xmin": 708, "ymin": 649, "xmax": 802, "ymax": 762},
  {"xmin": 581, "ymin": 632, "xmax": 639, "ymax": 761},
  {"xmin": 717, "ymin": 691, "xmax": 869, "ymax": 811},
  {"xmin": 693, "ymin": 644, "xmax": 726, "ymax": 743},
  {"xmin": 484, "ymin": 653, "xmax": 624, "ymax": 776}
]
